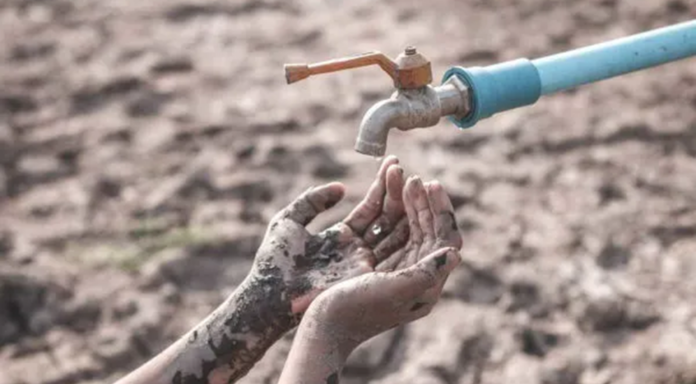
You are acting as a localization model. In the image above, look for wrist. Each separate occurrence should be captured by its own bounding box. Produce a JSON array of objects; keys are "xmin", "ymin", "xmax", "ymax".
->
[
  {"xmin": 293, "ymin": 314, "xmax": 355, "ymax": 374},
  {"xmin": 278, "ymin": 309, "xmax": 355, "ymax": 384},
  {"xmin": 300, "ymin": 296, "xmax": 362, "ymax": 359},
  {"xmin": 143, "ymin": 269, "xmax": 300, "ymax": 384}
]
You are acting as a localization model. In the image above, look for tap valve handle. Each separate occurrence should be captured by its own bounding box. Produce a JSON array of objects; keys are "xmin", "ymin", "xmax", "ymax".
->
[
  {"xmin": 284, "ymin": 51, "xmax": 398, "ymax": 85},
  {"xmin": 284, "ymin": 47, "xmax": 432, "ymax": 89}
]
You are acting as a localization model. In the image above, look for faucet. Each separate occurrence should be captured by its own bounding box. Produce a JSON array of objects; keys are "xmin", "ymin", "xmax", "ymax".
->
[
  {"xmin": 284, "ymin": 21, "xmax": 696, "ymax": 157},
  {"xmin": 284, "ymin": 47, "xmax": 471, "ymax": 156}
]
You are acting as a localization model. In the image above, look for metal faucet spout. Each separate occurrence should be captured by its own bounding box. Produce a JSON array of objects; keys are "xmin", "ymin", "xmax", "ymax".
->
[
  {"xmin": 355, "ymin": 99, "xmax": 405, "ymax": 156},
  {"xmin": 354, "ymin": 77, "xmax": 471, "ymax": 157}
]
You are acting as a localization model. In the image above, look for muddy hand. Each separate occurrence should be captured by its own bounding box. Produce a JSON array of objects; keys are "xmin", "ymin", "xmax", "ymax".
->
[
  {"xmin": 305, "ymin": 247, "xmax": 461, "ymax": 352},
  {"xmin": 375, "ymin": 176, "xmax": 463, "ymax": 272},
  {"xmin": 252, "ymin": 156, "xmax": 408, "ymax": 317},
  {"xmin": 298, "ymin": 176, "xmax": 464, "ymax": 349}
]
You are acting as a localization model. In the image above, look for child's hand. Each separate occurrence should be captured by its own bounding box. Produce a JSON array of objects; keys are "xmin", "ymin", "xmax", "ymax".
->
[
  {"xmin": 307, "ymin": 246, "xmax": 460, "ymax": 351},
  {"xmin": 301, "ymin": 176, "xmax": 462, "ymax": 349},
  {"xmin": 249, "ymin": 156, "xmax": 411, "ymax": 326}
]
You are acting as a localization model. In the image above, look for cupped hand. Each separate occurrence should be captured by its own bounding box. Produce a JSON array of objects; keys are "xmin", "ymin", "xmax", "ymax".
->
[
  {"xmin": 252, "ymin": 156, "xmax": 411, "ymax": 316},
  {"xmin": 301, "ymin": 176, "xmax": 463, "ymax": 349}
]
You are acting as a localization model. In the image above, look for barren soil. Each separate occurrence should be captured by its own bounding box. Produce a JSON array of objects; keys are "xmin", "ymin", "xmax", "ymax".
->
[{"xmin": 1, "ymin": 1, "xmax": 696, "ymax": 383}]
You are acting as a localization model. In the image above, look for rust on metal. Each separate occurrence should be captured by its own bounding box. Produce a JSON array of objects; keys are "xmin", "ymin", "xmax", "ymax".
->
[{"xmin": 284, "ymin": 47, "xmax": 433, "ymax": 89}]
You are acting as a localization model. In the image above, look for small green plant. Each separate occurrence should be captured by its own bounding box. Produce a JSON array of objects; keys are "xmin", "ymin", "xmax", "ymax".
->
[{"xmin": 69, "ymin": 222, "xmax": 219, "ymax": 272}]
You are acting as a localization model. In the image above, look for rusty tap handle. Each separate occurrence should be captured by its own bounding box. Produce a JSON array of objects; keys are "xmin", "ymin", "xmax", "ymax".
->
[{"xmin": 284, "ymin": 51, "xmax": 399, "ymax": 85}]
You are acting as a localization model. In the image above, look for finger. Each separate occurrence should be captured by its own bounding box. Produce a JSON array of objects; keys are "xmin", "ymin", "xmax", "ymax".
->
[
  {"xmin": 402, "ymin": 176, "xmax": 426, "ymax": 267},
  {"xmin": 426, "ymin": 181, "xmax": 463, "ymax": 249},
  {"xmin": 344, "ymin": 156, "xmax": 399, "ymax": 234},
  {"xmin": 406, "ymin": 274, "xmax": 451, "ymax": 320},
  {"xmin": 418, "ymin": 270, "xmax": 452, "ymax": 305},
  {"xmin": 414, "ymin": 180, "xmax": 435, "ymax": 244},
  {"xmin": 373, "ymin": 218, "xmax": 409, "ymax": 263},
  {"xmin": 385, "ymin": 247, "xmax": 461, "ymax": 300},
  {"xmin": 363, "ymin": 164, "xmax": 406, "ymax": 245},
  {"xmin": 383, "ymin": 164, "xmax": 406, "ymax": 223},
  {"xmin": 416, "ymin": 247, "xmax": 461, "ymax": 281},
  {"xmin": 403, "ymin": 176, "xmax": 424, "ymax": 246},
  {"xmin": 277, "ymin": 182, "xmax": 345, "ymax": 226},
  {"xmin": 407, "ymin": 301, "xmax": 434, "ymax": 320}
]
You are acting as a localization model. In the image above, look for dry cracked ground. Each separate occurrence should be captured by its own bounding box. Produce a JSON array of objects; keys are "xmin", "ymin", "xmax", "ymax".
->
[{"xmin": 1, "ymin": 0, "xmax": 696, "ymax": 383}]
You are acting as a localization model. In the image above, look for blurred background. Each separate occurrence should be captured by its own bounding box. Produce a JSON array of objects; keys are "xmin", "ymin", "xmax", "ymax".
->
[{"xmin": 1, "ymin": 1, "xmax": 696, "ymax": 383}]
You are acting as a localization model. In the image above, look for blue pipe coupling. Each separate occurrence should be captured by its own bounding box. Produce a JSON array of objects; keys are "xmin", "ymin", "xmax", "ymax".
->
[
  {"xmin": 443, "ymin": 59, "xmax": 542, "ymax": 128},
  {"xmin": 443, "ymin": 21, "xmax": 696, "ymax": 129}
]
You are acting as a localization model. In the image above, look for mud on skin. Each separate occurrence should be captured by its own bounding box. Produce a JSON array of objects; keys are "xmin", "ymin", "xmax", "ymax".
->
[
  {"xmin": 298, "ymin": 229, "xmax": 343, "ymax": 269},
  {"xmin": 288, "ymin": 228, "xmax": 354, "ymax": 298},
  {"xmin": 169, "ymin": 226, "xmax": 355, "ymax": 384},
  {"xmin": 171, "ymin": 266, "xmax": 297, "ymax": 384},
  {"xmin": 326, "ymin": 372, "xmax": 339, "ymax": 384}
]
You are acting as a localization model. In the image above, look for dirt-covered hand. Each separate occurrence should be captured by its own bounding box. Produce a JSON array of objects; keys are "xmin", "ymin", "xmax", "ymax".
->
[
  {"xmin": 251, "ymin": 156, "xmax": 409, "ymax": 318},
  {"xmin": 304, "ymin": 247, "xmax": 460, "ymax": 351},
  {"xmin": 300, "ymin": 176, "xmax": 463, "ymax": 351}
]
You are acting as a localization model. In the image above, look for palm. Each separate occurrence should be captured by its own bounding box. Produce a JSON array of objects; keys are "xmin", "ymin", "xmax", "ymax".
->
[{"xmin": 290, "ymin": 223, "xmax": 373, "ymax": 289}]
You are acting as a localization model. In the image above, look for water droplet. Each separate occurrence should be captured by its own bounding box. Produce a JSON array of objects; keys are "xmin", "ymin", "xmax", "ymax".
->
[
  {"xmin": 372, "ymin": 225, "xmax": 382, "ymax": 235},
  {"xmin": 373, "ymin": 156, "xmax": 383, "ymax": 163}
]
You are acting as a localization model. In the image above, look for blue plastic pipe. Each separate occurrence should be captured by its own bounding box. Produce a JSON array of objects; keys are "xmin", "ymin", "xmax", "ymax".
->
[{"xmin": 444, "ymin": 20, "xmax": 696, "ymax": 128}]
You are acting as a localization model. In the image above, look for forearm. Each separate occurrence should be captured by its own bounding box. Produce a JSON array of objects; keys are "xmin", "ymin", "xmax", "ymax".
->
[
  {"xmin": 278, "ymin": 312, "xmax": 357, "ymax": 384},
  {"xmin": 117, "ymin": 270, "xmax": 297, "ymax": 384}
]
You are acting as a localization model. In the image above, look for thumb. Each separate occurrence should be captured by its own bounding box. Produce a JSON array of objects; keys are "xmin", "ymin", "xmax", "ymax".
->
[
  {"xmin": 276, "ymin": 182, "xmax": 345, "ymax": 226},
  {"xmin": 387, "ymin": 247, "xmax": 461, "ymax": 300}
]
